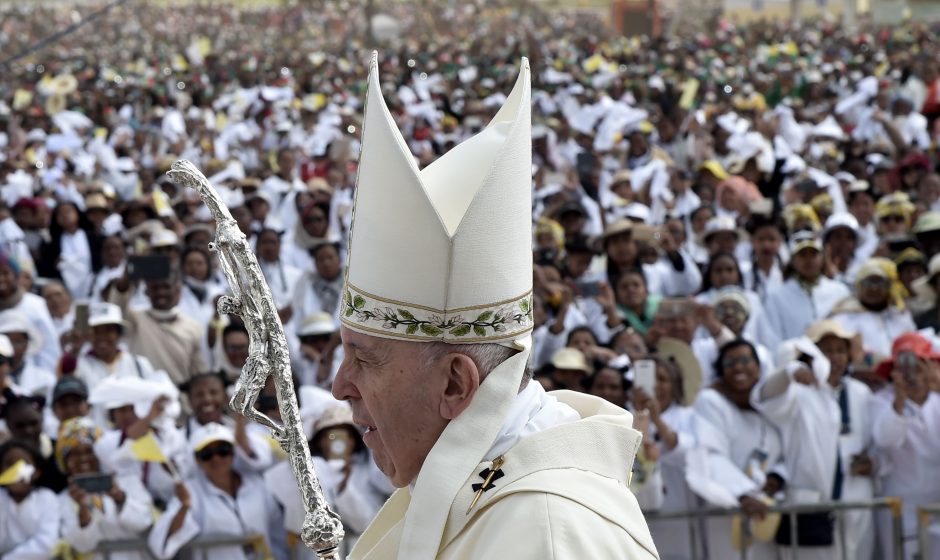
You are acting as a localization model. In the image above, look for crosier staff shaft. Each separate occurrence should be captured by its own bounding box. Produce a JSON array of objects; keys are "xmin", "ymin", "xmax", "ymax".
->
[{"xmin": 168, "ymin": 160, "xmax": 345, "ymax": 559}]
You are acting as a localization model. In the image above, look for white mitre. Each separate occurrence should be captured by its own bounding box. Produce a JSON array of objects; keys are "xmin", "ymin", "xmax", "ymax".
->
[{"xmin": 341, "ymin": 52, "xmax": 533, "ymax": 345}]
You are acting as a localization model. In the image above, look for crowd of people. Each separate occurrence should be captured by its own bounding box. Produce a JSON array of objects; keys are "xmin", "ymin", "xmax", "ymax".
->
[{"xmin": 2, "ymin": 0, "xmax": 940, "ymax": 558}]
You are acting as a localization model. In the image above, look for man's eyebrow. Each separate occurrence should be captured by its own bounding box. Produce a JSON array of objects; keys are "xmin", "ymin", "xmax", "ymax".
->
[{"xmin": 347, "ymin": 341, "xmax": 387, "ymax": 363}]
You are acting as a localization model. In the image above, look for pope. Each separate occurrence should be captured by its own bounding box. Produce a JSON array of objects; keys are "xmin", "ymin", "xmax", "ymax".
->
[{"xmin": 330, "ymin": 52, "xmax": 659, "ymax": 560}]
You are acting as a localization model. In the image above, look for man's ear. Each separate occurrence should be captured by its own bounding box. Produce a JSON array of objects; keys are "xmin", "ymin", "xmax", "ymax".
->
[{"xmin": 438, "ymin": 353, "xmax": 481, "ymax": 420}]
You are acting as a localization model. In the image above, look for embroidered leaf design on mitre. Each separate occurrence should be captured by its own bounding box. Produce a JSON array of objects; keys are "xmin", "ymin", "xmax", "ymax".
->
[
  {"xmin": 450, "ymin": 324, "xmax": 472, "ymax": 337},
  {"xmin": 420, "ymin": 324, "xmax": 443, "ymax": 336},
  {"xmin": 352, "ymin": 295, "xmax": 366, "ymax": 310}
]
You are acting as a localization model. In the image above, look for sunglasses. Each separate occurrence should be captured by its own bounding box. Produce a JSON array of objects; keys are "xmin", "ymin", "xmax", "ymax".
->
[{"xmin": 196, "ymin": 443, "xmax": 234, "ymax": 462}]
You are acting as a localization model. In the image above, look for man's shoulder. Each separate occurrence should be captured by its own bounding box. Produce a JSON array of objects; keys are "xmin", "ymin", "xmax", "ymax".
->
[{"xmin": 455, "ymin": 469, "xmax": 658, "ymax": 558}]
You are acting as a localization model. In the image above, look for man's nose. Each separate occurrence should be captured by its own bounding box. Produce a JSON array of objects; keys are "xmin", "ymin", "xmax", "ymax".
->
[{"xmin": 331, "ymin": 364, "xmax": 359, "ymax": 401}]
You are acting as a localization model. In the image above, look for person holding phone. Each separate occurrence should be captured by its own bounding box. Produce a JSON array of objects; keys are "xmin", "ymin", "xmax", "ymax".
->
[
  {"xmin": 631, "ymin": 349, "xmax": 706, "ymax": 560},
  {"xmin": 57, "ymin": 417, "xmax": 154, "ymax": 560},
  {"xmin": 0, "ymin": 438, "xmax": 60, "ymax": 559},
  {"xmin": 870, "ymin": 333, "xmax": 940, "ymax": 558},
  {"xmin": 148, "ymin": 423, "xmax": 286, "ymax": 560}
]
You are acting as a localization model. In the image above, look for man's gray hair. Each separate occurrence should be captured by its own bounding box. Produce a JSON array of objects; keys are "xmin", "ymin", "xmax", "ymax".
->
[{"xmin": 419, "ymin": 342, "xmax": 532, "ymax": 391}]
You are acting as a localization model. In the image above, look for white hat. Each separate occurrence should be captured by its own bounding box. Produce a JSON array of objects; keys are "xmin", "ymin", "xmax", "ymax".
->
[
  {"xmin": 823, "ymin": 212, "xmax": 859, "ymax": 240},
  {"xmin": 702, "ymin": 216, "xmax": 741, "ymax": 243},
  {"xmin": 150, "ymin": 229, "xmax": 180, "ymax": 248},
  {"xmin": 0, "ymin": 334, "xmax": 13, "ymax": 358},
  {"xmin": 189, "ymin": 422, "xmax": 236, "ymax": 452},
  {"xmin": 88, "ymin": 302, "xmax": 125, "ymax": 328},
  {"xmin": 340, "ymin": 53, "xmax": 533, "ymax": 345},
  {"xmin": 789, "ymin": 231, "xmax": 822, "ymax": 254},
  {"xmin": 87, "ymin": 376, "xmax": 180, "ymax": 419},
  {"xmin": 550, "ymin": 347, "xmax": 592, "ymax": 373},
  {"xmin": 0, "ymin": 310, "xmax": 42, "ymax": 357},
  {"xmin": 298, "ymin": 313, "xmax": 337, "ymax": 337}
]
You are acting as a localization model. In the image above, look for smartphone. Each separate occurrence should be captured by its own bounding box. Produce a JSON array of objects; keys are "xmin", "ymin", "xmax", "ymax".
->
[
  {"xmin": 74, "ymin": 302, "xmax": 90, "ymax": 334},
  {"xmin": 127, "ymin": 255, "xmax": 171, "ymax": 281},
  {"xmin": 575, "ymin": 280, "xmax": 602, "ymax": 298},
  {"xmin": 897, "ymin": 350, "xmax": 918, "ymax": 381},
  {"xmin": 634, "ymin": 359, "xmax": 656, "ymax": 396},
  {"xmin": 73, "ymin": 473, "xmax": 113, "ymax": 494}
]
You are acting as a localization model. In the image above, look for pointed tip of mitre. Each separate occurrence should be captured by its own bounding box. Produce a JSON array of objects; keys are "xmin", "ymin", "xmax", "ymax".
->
[{"xmin": 488, "ymin": 58, "xmax": 531, "ymax": 127}]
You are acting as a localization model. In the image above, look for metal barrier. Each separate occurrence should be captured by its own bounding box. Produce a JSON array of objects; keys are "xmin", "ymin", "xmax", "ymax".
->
[
  {"xmin": 644, "ymin": 497, "xmax": 905, "ymax": 560},
  {"xmin": 918, "ymin": 503, "xmax": 940, "ymax": 560},
  {"xmin": 94, "ymin": 533, "xmax": 264, "ymax": 560}
]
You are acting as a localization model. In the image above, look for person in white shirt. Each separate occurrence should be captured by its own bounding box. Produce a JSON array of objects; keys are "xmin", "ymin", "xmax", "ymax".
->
[
  {"xmin": 290, "ymin": 242, "xmax": 344, "ymax": 331},
  {"xmin": 0, "ymin": 438, "xmax": 61, "ymax": 559},
  {"xmin": 256, "ymin": 225, "xmax": 303, "ymax": 313},
  {"xmin": 742, "ymin": 214, "xmax": 786, "ymax": 303},
  {"xmin": 751, "ymin": 335, "xmax": 842, "ymax": 559},
  {"xmin": 764, "ymin": 232, "xmax": 851, "ymax": 343},
  {"xmin": 74, "ymin": 303, "xmax": 174, "ymax": 425},
  {"xmin": 148, "ymin": 422, "xmax": 286, "ymax": 560},
  {"xmin": 266, "ymin": 404, "xmax": 389, "ymax": 558},
  {"xmin": 41, "ymin": 280, "xmax": 75, "ymax": 337},
  {"xmin": 56, "ymin": 417, "xmax": 154, "ymax": 560},
  {"xmin": 830, "ymin": 258, "xmax": 917, "ymax": 357},
  {"xmin": 870, "ymin": 332, "xmax": 940, "ymax": 559},
  {"xmin": 808, "ymin": 320, "xmax": 878, "ymax": 560},
  {"xmin": 89, "ymin": 235, "xmax": 126, "ymax": 302},
  {"xmin": 0, "ymin": 251, "xmax": 61, "ymax": 372},
  {"xmin": 630, "ymin": 345, "xmax": 706, "ymax": 560},
  {"xmin": 0, "ymin": 310, "xmax": 56, "ymax": 399},
  {"xmin": 179, "ymin": 246, "xmax": 226, "ymax": 328},
  {"xmin": 692, "ymin": 339, "xmax": 784, "ymax": 560}
]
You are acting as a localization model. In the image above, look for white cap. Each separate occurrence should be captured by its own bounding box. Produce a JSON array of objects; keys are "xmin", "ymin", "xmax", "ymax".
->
[
  {"xmin": 150, "ymin": 229, "xmax": 180, "ymax": 248},
  {"xmin": 622, "ymin": 202, "xmax": 651, "ymax": 223},
  {"xmin": 189, "ymin": 422, "xmax": 236, "ymax": 452},
  {"xmin": 0, "ymin": 334, "xmax": 13, "ymax": 358},
  {"xmin": 823, "ymin": 212, "xmax": 859, "ymax": 240},
  {"xmin": 88, "ymin": 302, "xmax": 125, "ymax": 328},
  {"xmin": 298, "ymin": 313, "xmax": 337, "ymax": 337},
  {"xmin": 0, "ymin": 310, "xmax": 42, "ymax": 357},
  {"xmin": 702, "ymin": 216, "xmax": 741, "ymax": 242},
  {"xmin": 341, "ymin": 53, "xmax": 533, "ymax": 345},
  {"xmin": 87, "ymin": 376, "xmax": 179, "ymax": 418}
]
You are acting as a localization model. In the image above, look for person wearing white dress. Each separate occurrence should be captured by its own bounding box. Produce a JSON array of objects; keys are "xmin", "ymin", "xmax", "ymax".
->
[
  {"xmin": 809, "ymin": 320, "xmax": 878, "ymax": 560},
  {"xmin": 74, "ymin": 303, "xmax": 174, "ymax": 425},
  {"xmin": 0, "ymin": 253, "xmax": 60, "ymax": 372},
  {"xmin": 0, "ymin": 310, "xmax": 56, "ymax": 399},
  {"xmin": 692, "ymin": 339, "xmax": 784, "ymax": 560},
  {"xmin": 148, "ymin": 423, "xmax": 286, "ymax": 560},
  {"xmin": 830, "ymin": 258, "xmax": 917, "ymax": 357},
  {"xmin": 695, "ymin": 252, "xmax": 778, "ymax": 349},
  {"xmin": 630, "ymin": 351, "xmax": 706, "ymax": 560},
  {"xmin": 0, "ymin": 439, "xmax": 61, "ymax": 559},
  {"xmin": 764, "ymin": 232, "xmax": 851, "ymax": 343},
  {"xmin": 266, "ymin": 404, "xmax": 390, "ymax": 558},
  {"xmin": 870, "ymin": 332, "xmax": 940, "ymax": 559},
  {"xmin": 256, "ymin": 225, "xmax": 303, "ymax": 313},
  {"xmin": 742, "ymin": 213, "xmax": 787, "ymax": 303},
  {"xmin": 751, "ymin": 335, "xmax": 841, "ymax": 559},
  {"xmin": 56, "ymin": 417, "xmax": 154, "ymax": 560}
]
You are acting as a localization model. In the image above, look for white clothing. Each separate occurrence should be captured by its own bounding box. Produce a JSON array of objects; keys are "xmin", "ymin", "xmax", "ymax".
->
[
  {"xmin": 58, "ymin": 474, "xmax": 154, "ymax": 560},
  {"xmin": 744, "ymin": 260, "xmax": 786, "ymax": 304},
  {"xmin": 5, "ymin": 291, "xmax": 60, "ymax": 372},
  {"xmin": 349, "ymin": 391, "xmax": 658, "ymax": 560},
  {"xmin": 764, "ymin": 278, "xmax": 851, "ymax": 343},
  {"xmin": 647, "ymin": 405, "xmax": 708, "ymax": 560},
  {"xmin": 95, "ymin": 425, "xmax": 190, "ymax": 507},
  {"xmin": 692, "ymin": 388, "xmax": 784, "ymax": 560},
  {"xmin": 59, "ymin": 229, "xmax": 94, "ymax": 298},
  {"xmin": 871, "ymin": 391, "xmax": 940, "ymax": 558},
  {"xmin": 90, "ymin": 264, "xmax": 125, "ymax": 302},
  {"xmin": 265, "ymin": 454, "xmax": 388, "ymax": 557},
  {"xmin": 148, "ymin": 471, "xmax": 285, "ymax": 560},
  {"xmin": 0, "ymin": 487, "xmax": 61, "ymax": 559},
  {"xmin": 75, "ymin": 351, "xmax": 168, "ymax": 418},
  {"xmin": 695, "ymin": 288, "xmax": 778, "ymax": 350},
  {"xmin": 260, "ymin": 259, "xmax": 303, "ymax": 310},
  {"xmin": 831, "ymin": 306, "xmax": 917, "ymax": 357}
]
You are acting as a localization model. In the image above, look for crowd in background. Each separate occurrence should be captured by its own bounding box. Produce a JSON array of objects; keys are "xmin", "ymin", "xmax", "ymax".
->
[{"xmin": 2, "ymin": 0, "xmax": 940, "ymax": 558}]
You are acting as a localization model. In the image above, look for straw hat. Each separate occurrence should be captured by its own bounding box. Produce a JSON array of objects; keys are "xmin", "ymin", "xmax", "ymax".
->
[{"xmin": 654, "ymin": 337, "xmax": 702, "ymax": 406}]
